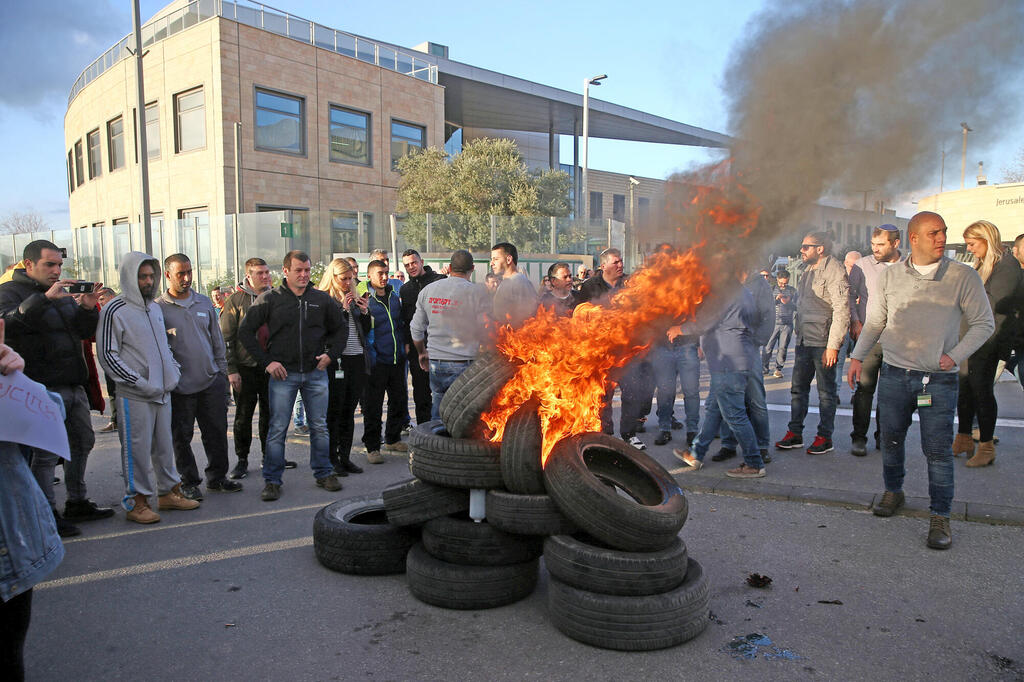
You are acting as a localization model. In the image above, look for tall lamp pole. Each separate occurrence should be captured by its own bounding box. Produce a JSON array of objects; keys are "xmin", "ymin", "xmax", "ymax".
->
[
  {"xmin": 131, "ymin": 0, "xmax": 152, "ymax": 254},
  {"xmin": 581, "ymin": 74, "xmax": 607, "ymax": 224},
  {"xmin": 960, "ymin": 122, "xmax": 972, "ymax": 190}
]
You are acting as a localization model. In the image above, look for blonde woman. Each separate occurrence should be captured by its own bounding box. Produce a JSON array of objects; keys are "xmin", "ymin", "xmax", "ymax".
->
[
  {"xmin": 954, "ymin": 220, "xmax": 1022, "ymax": 466},
  {"xmin": 316, "ymin": 258, "xmax": 372, "ymax": 474}
]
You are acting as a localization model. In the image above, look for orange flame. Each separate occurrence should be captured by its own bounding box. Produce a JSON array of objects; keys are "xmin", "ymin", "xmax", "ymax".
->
[{"xmin": 482, "ymin": 162, "xmax": 762, "ymax": 465}]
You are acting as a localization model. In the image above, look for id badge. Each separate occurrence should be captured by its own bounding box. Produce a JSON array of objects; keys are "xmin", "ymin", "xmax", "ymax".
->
[
  {"xmin": 916, "ymin": 393, "xmax": 931, "ymax": 408},
  {"xmin": 334, "ymin": 368, "xmax": 345, "ymax": 380}
]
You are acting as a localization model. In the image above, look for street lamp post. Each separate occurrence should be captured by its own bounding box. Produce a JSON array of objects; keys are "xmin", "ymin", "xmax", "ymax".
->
[
  {"xmin": 960, "ymin": 122, "xmax": 972, "ymax": 189},
  {"xmin": 581, "ymin": 74, "xmax": 606, "ymax": 225}
]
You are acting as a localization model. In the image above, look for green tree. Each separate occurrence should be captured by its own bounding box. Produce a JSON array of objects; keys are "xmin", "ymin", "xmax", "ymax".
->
[
  {"xmin": 396, "ymin": 138, "xmax": 570, "ymax": 251},
  {"xmin": 1002, "ymin": 145, "xmax": 1024, "ymax": 183}
]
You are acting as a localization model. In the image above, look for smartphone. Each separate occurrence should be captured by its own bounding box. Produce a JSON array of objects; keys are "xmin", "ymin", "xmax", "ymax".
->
[{"xmin": 68, "ymin": 282, "xmax": 95, "ymax": 294}]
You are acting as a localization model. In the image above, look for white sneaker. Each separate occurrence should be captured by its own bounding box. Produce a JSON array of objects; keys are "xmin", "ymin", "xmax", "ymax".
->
[{"xmin": 626, "ymin": 435, "xmax": 646, "ymax": 450}]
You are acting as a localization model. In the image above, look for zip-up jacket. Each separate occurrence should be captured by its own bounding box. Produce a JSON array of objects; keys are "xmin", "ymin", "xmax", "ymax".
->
[
  {"xmin": 238, "ymin": 283, "xmax": 346, "ymax": 373},
  {"xmin": 367, "ymin": 284, "xmax": 406, "ymax": 366},
  {"xmin": 97, "ymin": 252, "xmax": 180, "ymax": 403},
  {"xmin": 220, "ymin": 283, "xmax": 266, "ymax": 373},
  {"xmin": 795, "ymin": 254, "xmax": 850, "ymax": 350},
  {"xmin": 0, "ymin": 269, "xmax": 98, "ymax": 388},
  {"xmin": 400, "ymin": 265, "xmax": 445, "ymax": 325}
]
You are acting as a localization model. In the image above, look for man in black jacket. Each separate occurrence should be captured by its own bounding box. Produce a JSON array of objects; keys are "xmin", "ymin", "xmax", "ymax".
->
[
  {"xmin": 400, "ymin": 249, "xmax": 444, "ymax": 425},
  {"xmin": 0, "ymin": 240, "xmax": 113, "ymax": 533},
  {"xmin": 238, "ymin": 251, "xmax": 347, "ymax": 501}
]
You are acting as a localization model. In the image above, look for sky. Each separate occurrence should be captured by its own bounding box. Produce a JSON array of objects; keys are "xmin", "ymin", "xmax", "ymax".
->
[{"xmin": 0, "ymin": 0, "xmax": 1020, "ymax": 230}]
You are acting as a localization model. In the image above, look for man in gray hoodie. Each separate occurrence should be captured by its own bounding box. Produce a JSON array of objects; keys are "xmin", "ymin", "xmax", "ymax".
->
[
  {"xmin": 158, "ymin": 253, "xmax": 242, "ymax": 500},
  {"xmin": 98, "ymin": 252, "xmax": 200, "ymax": 524}
]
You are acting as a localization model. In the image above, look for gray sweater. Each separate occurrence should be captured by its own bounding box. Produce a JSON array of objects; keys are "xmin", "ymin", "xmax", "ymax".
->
[
  {"xmin": 158, "ymin": 290, "xmax": 228, "ymax": 394},
  {"xmin": 410, "ymin": 276, "xmax": 489, "ymax": 361},
  {"xmin": 850, "ymin": 257, "xmax": 994, "ymax": 373}
]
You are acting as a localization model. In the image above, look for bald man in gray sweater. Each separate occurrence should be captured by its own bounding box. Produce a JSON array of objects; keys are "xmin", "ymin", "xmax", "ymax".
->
[{"xmin": 848, "ymin": 211, "xmax": 993, "ymax": 551}]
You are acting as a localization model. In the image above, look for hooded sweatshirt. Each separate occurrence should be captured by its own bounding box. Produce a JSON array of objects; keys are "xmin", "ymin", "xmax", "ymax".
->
[{"xmin": 97, "ymin": 252, "xmax": 180, "ymax": 403}]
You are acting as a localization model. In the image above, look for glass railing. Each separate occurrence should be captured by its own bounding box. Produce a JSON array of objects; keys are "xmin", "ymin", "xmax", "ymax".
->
[{"xmin": 68, "ymin": 0, "xmax": 438, "ymax": 107}]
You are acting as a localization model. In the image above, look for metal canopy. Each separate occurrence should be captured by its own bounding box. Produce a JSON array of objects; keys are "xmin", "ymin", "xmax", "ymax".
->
[{"xmin": 437, "ymin": 59, "xmax": 731, "ymax": 148}]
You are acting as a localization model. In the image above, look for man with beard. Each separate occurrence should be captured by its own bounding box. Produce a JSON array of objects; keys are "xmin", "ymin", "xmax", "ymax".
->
[{"xmin": 400, "ymin": 249, "xmax": 445, "ymax": 425}]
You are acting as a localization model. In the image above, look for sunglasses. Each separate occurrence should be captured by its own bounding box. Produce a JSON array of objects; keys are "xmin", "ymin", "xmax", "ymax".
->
[{"xmin": 799, "ymin": 243, "xmax": 822, "ymax": 251}]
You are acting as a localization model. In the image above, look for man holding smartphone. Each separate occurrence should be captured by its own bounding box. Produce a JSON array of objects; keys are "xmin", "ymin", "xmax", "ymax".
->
[{"xmin": 0, "ymin": 239, "xmax": 112, "ymax": 535}]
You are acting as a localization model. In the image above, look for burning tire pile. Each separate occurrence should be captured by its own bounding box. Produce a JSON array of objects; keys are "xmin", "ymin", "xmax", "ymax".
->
[{"xmin": 312, "ymin": 353, "xmax": 709, "ymax": 651}]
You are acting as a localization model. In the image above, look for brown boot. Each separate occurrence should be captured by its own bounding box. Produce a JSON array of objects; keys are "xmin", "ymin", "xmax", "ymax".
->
[
  {"xmin": 952, "ymin": 433, "xmax": 975, "ymax": 458},
  {"xmin": 158, "ymin": 483, "xmax": 201, "ymax": 511},
  {"xmin": 126, "ymin": 494, "xmax": 160, "ymax": 524},
  {"xmin": 965, "ymin": 440, "xmax": 995, "ymax": 467}
]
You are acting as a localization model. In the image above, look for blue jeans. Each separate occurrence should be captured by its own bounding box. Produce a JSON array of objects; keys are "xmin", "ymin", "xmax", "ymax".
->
[
  {"xmin": 692, "ymin": 371, "xmax": 764, "ymax": 469},
  {"xmin": 720, "ymin": 370, "xmax": 770, "ymax": 451},
  {"xmin": 763, "ymin": 323, "xmax": 793, "ymax": 372},
  {"xmin": 429, "ymin": 359, "xmax": 472, "ymax": 421},
  {"xmin": 877, "ymin": 363, "xmax": 957, "ymax": 517},
  {"xmin": 652, "ymin": 342, "xmax": 701, "ymax": 433},
  {"xmin": 266, "ymin": 370, "xmax": 331, "ymax": 484},
  {"xmin": 789, "ymin": 343, "xmax": 837, "ymax": 439}
]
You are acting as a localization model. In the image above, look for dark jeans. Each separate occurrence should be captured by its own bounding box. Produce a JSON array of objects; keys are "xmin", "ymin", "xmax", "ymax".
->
[
  {"xmin": 878, "ymin": 363, "xmax": 957, "ymax": 517},
  {"xmin": 956, "ymin": 347, "xmax": 1000, "ymax": 442},
  {"xmin": 600, "ymin": 359, "xmax": 654, "ymax": 437},
  {"xmin": 327, "ymin": 355, "xmax": 367, "ymax": 468},
  {"xmin": 171, "ymin": 373, "xmax": 230, "ymax": 485},
  {"xmin": 407, "ymin": 344, "xmax": 433, "ymax": 425},
  {"xmin": 362, "ymin": 362, "xmax": 409, "ymax": 451},
  {"xmin": 232, "ymin": 365, "xmax": 269, "ymax": 462},
  {"xmin": 788, "ymin": 343, "xmax": 837, "ymax": 439},
  {"xmin": 851, "ymin": 341, "xmax": 883, "ymax": 442},
  {"xmin": 720, "ymin": 369, "xmax": 770, "ymax": 451},
  {"xmin": 763, "ymin": 323, "xmax": 793, "ymax": 371},
  {"xmin": 692, "ymin": 371, "xmax": 764, "ymax": 469},
  {"xmin": 30, "ymin": 384, "xmax": 95, "ymax": 507},
  {"xmin": 651, "ymin": 342, "xmax": 701, "ymax": 433},
  {"xmin": 0, "ymin": 588, "xmax": 31, "ymax": 681}
]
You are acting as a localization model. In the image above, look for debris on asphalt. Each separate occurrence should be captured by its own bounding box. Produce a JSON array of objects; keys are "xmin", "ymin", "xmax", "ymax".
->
[
  {"xmin": 722, "ymin": 633, "xmax": 801, "ymax": 661},
  {"xmin": 746, "ymin": 573, "xmax": 772, "ymax": 588},
  {"xmin": 817, "ymin": 599, "xmax": 843, "ymax": 605},
  {"xmin": 745, "ymin": 599, "xmax": 762, "ymax": 608}
]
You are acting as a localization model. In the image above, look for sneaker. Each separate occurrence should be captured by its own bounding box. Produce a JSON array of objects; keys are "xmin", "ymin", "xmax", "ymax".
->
[
  {"xmin": 158, "ymin": 485, "xmax": 201, "ymax": 511},
  {"xmin": 711, "ymin": 447, "xmax": 736, "ymax": 462},
  {"xmin": 672, "ymin": 449, "xmax": 702, "ymax": 470},
  {"xmin": 670, "ymin": 417, "xmax": 684, "ymax": 431},
  {"xmin": 775, "ymin": 431, "xmax": 803, "ymax": 449},
  {"xmin": 654, "ymin": 431, "xmax": 672, "ymax": 446},
  {"xmin": 851, "ymin": 437, "xmax": 868, "ymax": 457},
  {"xmin": 338, "ymin": 459, "xmax": 363, "ymax": 474},
  {"xmin": 760, "ymin": 449, "xmax": 772, "ymax": 465},
  {"xmin": 806, "ymin": 436, "xmax": 834, "ymax": 455},
  {"xmin": 926, "ymin": 515, "xmax": 952, "ymax": 550},
  {"xmin": 261, "ymin": 483, "xmax": 281, "ymax": 501},
  {"xmin": 383, "ymin": 440, "xmax": 409, "ymax": 453},
  {"xmin": 725, "ymin": 465, "xmax": 766, "ymax": 478},
  {"xmin": 366, "ymin": 450, "xmax": 386, "ymax": 464},
  {"xmin": 316, "ymin": 475, "xmax": 343, "ymax": 492},
  {"xmin": 97, "ymin": 420, "xmax": 117, "ymax": 433},
  {"xmin": 294, "ymin": 425, "xmax": 310, "ymax": 436},
  {"xmin": 625, "ymin": 434, "xmax": 646, "ymax": 450},
  {"xmin": 53, "ymin": 510, "xmax": 82, "ymax": 538},
  {"xmin": 873, "ymin": 490, "xmax": 905, "ymax": 517},
  {"xmin": 179, "ymin": 483, "xmax": 204, "ymax": 501},
  {"xmin": 284, "ymin": 460, "xmax": 298, "ymax": 470},
  {"xmin": 63, "ymin": 499, "xmax": 115, "ymax": 522},
  {"xmin": 229, "ymin": 459, "xmax": 248, "ymax": 480},
  {"xmin": 401, "ymin": 423, "xmax": 413, "ymax": 437},
  {"xmin": 207, "ymin": 478, "xmax": 243, "ymax": 493},
  {"xmin": 773, "ymin": 369, "xmax": 784, "ymax": 379}
]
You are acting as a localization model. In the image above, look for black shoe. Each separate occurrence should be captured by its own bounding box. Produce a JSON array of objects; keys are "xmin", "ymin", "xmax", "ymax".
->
[
  {"xmin": 180, "ymin": 484, "xmax": 204, "ymax": 501},
  {"xmin": 654, "ymin": 431, "xmax": 672, "ymax": 446},
  {"xmin": 775, "ymin": 431, "xmax": 803, "ymax": 449},
  {"xmin": 671, "ymin": 417, "xmax": 684, "ymax": 431},
  {"xmin": 229, "ymin": 459, "xmax": 248, "ymax": 480},
  {"xmin": 332, "ymin": 465, "xmax": 349, "ymax": 477},
  {"xmin": 873, "ymin": 490, "xmax": 905, "ymax": 517},
  {"xmin": 53, "ymin": 510, "xmax": 81, "ymax": 538},
  {"xmin": 207, "ymin": 478, "xmax": 243, "ymax": 493},
  {"xmin": 261, "ymin": 483, "xmax": 281, "ymax": 501},
  {"xmin": 926, "ymin": 515, "xmax": 952, "ymax": 550},
  {"xmin": 851, "ymin": 437, "xmax": 868, "ymax": 457},
  {"xmin": 806, "ymin": 436, "xmax": 834, "ymax": 455},
  {"xmin": 711, "ymin": 447, "xmax": 736, "ymax": 462},
  {"xmin": 63, "ymin": 499, "xmax": 115, "ymax": 522},
  {"xmin": 284, "ymin": 460, "xmax": 298, "ymax": 470},
  {"xmin": 760, "ymin": 448, "xmax": 772, "ymax": 464},
  {"xmin": 339, "ymin": 459, "xmax": 363, "ymax": 474}
]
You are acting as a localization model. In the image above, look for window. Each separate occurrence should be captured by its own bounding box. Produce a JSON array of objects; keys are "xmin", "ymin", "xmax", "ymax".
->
[
  {"xmin": 589, "ymin": 191, "xmax": 603, "ymax": 220},
  {"xmin": 87, "ymin": 129, "xmax": 102, "ymax": 179},
  {"xmin": 613, "ymin": 194, "xmax": 626, "ymax": 222},
  {"xmin": 329, "ymin": 105, "xmax": 370, "ymax": 165},
  {"xmin": 331, "ymin": 211, "xmax": 373, "ymax": 253},
  {"xmin": 107, "ymin": 116, "xmax": 125, "ymax": 171},
  {"xmin": 390, "ymin": 120, "xmax": 425, "ymax": 169},
  {"xmin": 67, "ymin": 150, "xmax": 74, "ymax": 194},
  {"xmin": 254, "ymin": 88, "xmax": 304, "ymax": 155},
  {"xmin": 74, "ymin": 140, "xmax": 85, "ymax": 187},
  {"xmin": 143, "ymin": 102, "xmax": 160, "ymax": 160},
  {"xmin": 175, "ymin": 87, "xmax": 206, "ymax": 153}
]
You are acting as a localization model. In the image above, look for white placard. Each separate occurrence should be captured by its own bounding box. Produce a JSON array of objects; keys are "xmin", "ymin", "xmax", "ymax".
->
[{"xmin": 0, "ymin": 371, "xmax": 70, "ymax": 460}]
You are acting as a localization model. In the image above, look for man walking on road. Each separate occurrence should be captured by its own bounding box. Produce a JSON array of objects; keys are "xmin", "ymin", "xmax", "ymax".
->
[
  {"xmin": 847, "ymin": 225, "xmax": 904, "ymax": 456},
  {"xmin": 849, "ymin": 211, "xmax": 993, "ymax": 549},
  {"xmin": 158, "ymin": 254, "xmax": 242, "ymax": 500},
  {"xmin": 763, "ymin": 269, "xmax": 797, "ymax": 378},
  {"xmin": 775, "ymin": 232, "xmax": 850, "ymax": 455},
  {"xmin": 400, "ymin": 249, "xmax": 445, "ymax": 425},
  {"xmin": 239, "ymin": 251, "xmax": 347, "ymax": 501}
]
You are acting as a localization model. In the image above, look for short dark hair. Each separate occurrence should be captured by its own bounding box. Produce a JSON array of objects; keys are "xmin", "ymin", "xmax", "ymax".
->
[
  {"xmin": 491, "ymin": 242, "xmax": 518, "ymax": 265},
  {"xmin": 401, "ymin": 248, "xmax": 421, "ymax": 259},
  {"xmin": 370, "ymin": 249, "xmax": 388, "ymax": 260},
  {"xmin": 777, "ymin": 269, "xmax": 790, "ymax": 279},
  {"xmin": 485, "ymin": 272, "xmax": 499, "ymax": 282},
  {"xmin": 283, "ymin": 250, "xmax": 310, "ymax": 269},
  {"xmin": 547, "ymin": 261, "xmax": 570, "ymax": 278},
  {"xmin": 23, "ymin": 239, "xmax": 60, "ymax": 263},
  {"xmin": 367, "ymin": 259, "xmax": 388, "ymax": 273},
  {"xmin": 245, "ymin": 257, "xmax": 267, "ymax": 272},
  {"xmin": 806, "ymin": 231, "xmax": 832, "ymax": 254},
  {"xmin": 164, "ymin": 253, "xmax": 190, "ymax": 269}
]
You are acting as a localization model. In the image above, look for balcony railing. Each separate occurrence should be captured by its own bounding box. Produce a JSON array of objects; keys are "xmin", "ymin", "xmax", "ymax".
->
[{"xmin": 68, "ymin": 0, "xmax": 438, "ymax": 107}]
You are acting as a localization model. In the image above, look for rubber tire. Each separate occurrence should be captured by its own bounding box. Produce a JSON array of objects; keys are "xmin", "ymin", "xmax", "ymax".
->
[
  {"xmin": 313, "ymin": 496, "xmax": 419, "ymax": 575},
  {"xmin": 500, "ymin": 398, "xmax": 545, "ymax": 494},
  {"xmin": 543, "ymin": 534, "xmax": 688, "ymax": 596},
  {"xmin": 405, "ymin": 542, "xmax": 538, "ymax": 610},
  {"xmin": 485, "ymin": 490, "xmax": 578, "ymax": 536},
  {"xmin": 409, "ymin": 420, "xmax": 504, "ymax": 489},
  {"xmin": 438, "ymin": 352, "xmax": 516, "ymax": 438},
  {"xmin": 547, "ymin": 558, "xmax": 710, "ymax": 651},
  {"xmin": 382, "ymin": 478, "xmax": 470, "ymax": 527},
  {"xmin": 422, "ymin": 514, "xmax": 543, "ymax": 566},
  {"xmin": 543, "ymin": 433, "xmax": 688, "ymax": 552}
]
